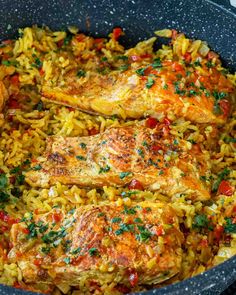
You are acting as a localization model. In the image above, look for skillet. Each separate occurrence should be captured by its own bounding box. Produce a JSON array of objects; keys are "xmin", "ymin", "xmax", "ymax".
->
[{"xmin": 0, "ymin": 0, "xmax": 235, "ymax": 294}]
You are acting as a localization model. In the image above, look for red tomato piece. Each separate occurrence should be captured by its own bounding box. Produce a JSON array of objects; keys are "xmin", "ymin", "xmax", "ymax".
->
[
  {"xmin": 128, "ymin": 179, "xmax": 144, "ymax": 191},
  {"xmin": 52, "ymin": 212, "xmax": 62, "ymax": 223},
  {"xmin": 218, "ymin": 180, "xmax": 233, "ymax": 196},
  {"xmin": 10, "ymin": 74, "xmax": 19, "ymax": 86},
  {"xmin": 140, "ymin": 53, "xmax": 152, "ymax": 59},
  {"xmin": 8, "ymin": 99, "xmax": 20, "ymax": 109},
  {"xmin": 207, "ymin": 51, "xmax": 218, "ymax": 60},
  {"xmin": 39, "ymin": 68, "xmax": 44, "ymax": 76},
  {"xmin": 57, "ymin": 40, "xmax": 64, "ymax": 48},
  {"xmin": 1, "ymin": 226, "xmax": 8, "ymax": 232},
  {"xmin": 129, "ymin": 271, "xmax": 138, "ymax": 287},
  {"xmin": 88, "ymin": 127, "xmax": 99, "ymax": 135},
  {"xmin": 33, "ymin": 258, "xmax": 43, "ymax": 266},
  {"xmin": 214, "ymin": 225, "xmax": 224, "ymax": 242},
  {"xmin": 183, "ymin": 52, "xmax": 191, "ymax": 63},
  {"xmin": 113, "ymin": 27, "xmax": 123, "ymax": 40},
  {"xmin": 200, "ymin": 239, "xmax": 208, "ymax": 247},
  {"xmin": 219, "ymin": 99, "xmax": 230, "ymax": 118},
  {"xmin": 151, "ymin": 144, "xmax": 162, "ymax": 152},
  {"xmin": 146, "ymin": 117, "xmax": 158, "ymax": 129},
  {"xmin": 172, "ymin": 62, "xmax": 183, "ymax": 72},
  {"xmin": 22, "ymin": 228, "xmax": 30, "ymax": 235},
  {"xmin": 154, "ymin": 225, "xmax": 164, "ymax": 236}
]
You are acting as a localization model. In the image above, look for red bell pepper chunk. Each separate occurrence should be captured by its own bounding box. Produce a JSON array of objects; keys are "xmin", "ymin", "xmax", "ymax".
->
[
  {"xmin": 219, "ymin": 99, "xmax": 230, "ymax": 118},
  {"xmin": 113, "ymin": 27, "xmax": 123, "ymax": 40},
  {"xmin": 146, "ymin": 117, "xmax": 158, "ymax": 129},
  {"xmin": 218, "ymin": 180, "xmax": 233, "ymax": 196},
  {"xmin": 128, "ymin": 179, "xmax": 144, "ymax": 191},
  {"xmin": 129, "ymin": 271, "xmax": 138, "ymax": 287}
]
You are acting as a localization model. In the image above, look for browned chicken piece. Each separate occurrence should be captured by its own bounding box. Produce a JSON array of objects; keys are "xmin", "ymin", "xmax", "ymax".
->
[
  {"xmin": 42, "ymin": 61, "xmax": 235, "ymax": 124},
  {"xmin": 8, "ymin": 202, "xmax": 183, "ymax": 291},
  {"xmin": 25, "ymin": 124, "xmax": 211, "ymax": 201}
]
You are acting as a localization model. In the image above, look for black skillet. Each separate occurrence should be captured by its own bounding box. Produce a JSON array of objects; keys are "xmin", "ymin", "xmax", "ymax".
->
[{"xmin": 0, "ymin": 0, "xmax": 236, "ymax": 294}]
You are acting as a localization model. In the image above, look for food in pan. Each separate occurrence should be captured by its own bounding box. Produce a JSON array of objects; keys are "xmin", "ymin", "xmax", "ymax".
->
[{"xmin": 0, "ymin": 26, "xmax": 235, "ymax": 294}]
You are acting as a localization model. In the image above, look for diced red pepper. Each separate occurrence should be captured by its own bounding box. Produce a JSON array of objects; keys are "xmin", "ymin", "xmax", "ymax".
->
[
  {"xmin": 33, "ymin": 258, "xmax": 43, "ymax": 266},
  {"xmin": 57, "ymin": 39, "xmax": 64, "ymax": 48},
  {"xmin": 183, "ymin": 52, "xmax": 191, "ymax": 63},
  {"xmin": 10, "ymin": 74, "xmax": 19, "ymax": 86},
  {"xmin": 128, "ymin": 179, "xmax": 144, "ymax": 191},
  {"xmin": 39, "ymin": 68, "xmax": 44, "ymax": 76},
  {"xmin": 151, "ymin": 144, "xmax": 162, "ymax": 152},
  {"xmin": 129, "ymin": 271, "xmax": 138, "ymax": 287},
  {"xmin": 22, "ymin": 228, "xmax": 30, "ymax": 234},
  {"xmin": 1, "ymin": 226, "xmax": 8, "ymax": 232},
  {"xmin": 13, "ymin": 282, "xmax": 22, "ymax": 289},
  {"xmin": 200, "ymin": 239, "xmax": 208, "ymax": 247},
  {"xmin": 3, "ymin": 39, "xmax": 12, "ymax": 45},
  {"xmin": 140, "ymin": 53, "xmax": 152, "ymax": 59},
  {"xmin": 8, "ymin": 99, "xmax": 20, "ymax": 109},
  {"xmin": 172, "ymin": 62, "xmax": 183, "ymax": 72},
  {"xmin": 153, "ymin": 225, "xmax": 164, "ymax": 236},
  {"xmin": 88, "ymin": 127, "xmax": 99, "ymax": 136},
  {"xmin": 113, "ymin": 27, "xmax": 123, "ymax": 40},
  {"xmin": 219, "ymin": 99, "xmax": 230, "ymax": 118},
  {"xmin": 214, "ymin": 225, "xmax": 224, "ymax": 242},
  {"xmin": 52, "ymin": 212, "xmax": 62, "ymax": 223},
  {"xmin": 207, "ymin": 51, "xmax": 218, "ymax": 60},
  {"xmin": 75, "ymin": 34, "xmax": 86, "ymax": 42},
  {"xmin": 146, "ymin": 117, "xmax": 158, "ymax": 129},
  {"xmin": 218, "ymin": 180, "xmax": 233, "ymax": 196}
]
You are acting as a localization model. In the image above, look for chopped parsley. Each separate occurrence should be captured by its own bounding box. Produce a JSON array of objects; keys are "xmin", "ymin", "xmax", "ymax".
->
[
  {"xmin": 0, "ymin": 174, "xmax": 8, "ymax": 189},
  {"xmin": 32, "ymin": 164, "xmax": 42, "ymax": 171},
  {"xmin": 123, "ymin": 206, "xmax": 136, "ymax": 215},
  {"xmin": 137, "ymin": 148, "xmax": 144, "ymax": 158},
  {"xmin": 32, "ymin": 57, "xmax": 42, "ymax": 69},
  {"xmin": 163, "ymin": 84, "xmax": 168, "ymax": 90},
  {"xmin": 16, "ymin": 174, "xmax": 25, "ymax": 185},
  {"xmin": 97, "ymin": 212, "xmax": 105, "ymax": 217},
  {"xmin": 134, "ymin": 217, "xmax": 142, "ymax": 223},
  {"xmin": 88, "ymin": 247, "xmax": 99, "ymax": 257},
  {"xmin": 0, "ymin": 191, "xmax": 10, "ymax": 203},
  {"xmin": 212, "ymin": 168, "xmax": 230, "ymax": 192},
  {"xmin": 34, "ymin": 100, "xmax": 44, "ymax": 111},
  {"xmin": 77, "ymin": 69, "xmax": 86, "ymax": 77},
  {"xmin": 119, "ymin": 172, "xmax": 132, "ymax": 179},
  {"xmin": 63, "ymin": 34, "xmax": 73, "ymax": 45},
  {"xmin": 206, "ymin": 61, "xmax": 214, "ymax": 68},
  {"xmin": 212, "ymin": 91, "xmax": 227, "ymax": 101},
  {"xmin": 63, "ymin": 257, "xmax": 71, "ymax": 264},
  {"xmin": 136, "ymin": 68, "xmax": 146, "ymax": 76},
  {"xmin": 99, "ymin": 165, "xmax": 110, "ymax": 174},
  {"xmin": 192, "ymin": 214, "xmax": 213, "ymax": 230},
  {"xmin": 118, "ymin": 64, "xmax": 129, "ymax": 71},
  {"xmin": 224, "ymin": 137, "xmax": 236, "ymax": 143},
  {"xmin": 111, "ymin": 217, "xmax": 122, "ymax": 223},
  {"xmin": 41, "ymin": 246, "xmax": 51, "ymax": 254},
  {"xmin": 152, "ymin": 57, "xmax": 162, "ymax": 68},
  {"xmin": 173, "ymin": 139, "xmax": 179, "ymax": 145},
  {"xmin": 158, "ymin": 170, "xmax": 164, "ymax": 175},
  {"xmin": 116, "ymin": 55, "xmax": 128, "ymax": 60},
  {"xmin": 79, "ymin": 142, "xmax": 87, "ymax": 149},
  {"xmin": 76, "ymin": 155, "xmax": 86, "ymax": 161},
  {"xmin": 224, "ymin": 218, "xmax": 236, "ymax": 233},
  {"xmin": 136, "ymin": 225, "xmax": 152, "ymax": 242},
  {"xmin": 146, "ymin": 77, "xmax": 155, "ymax": 89},
  {"xmin": 115, "ymin": 223, "xmax": 135, "ymax": 235}
]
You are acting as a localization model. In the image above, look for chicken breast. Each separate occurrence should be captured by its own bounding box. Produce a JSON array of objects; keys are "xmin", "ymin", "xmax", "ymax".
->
[
  {"xmin": 8, "ymin": 202, "xmax": 183, "ymax": 291},
  {"xmin": 42, "ymin": 62, "xmax": 234, "ymax": 124},
  {"xmin": 25, "ymin": 124, "xmax": 210, "ymax": 201}
]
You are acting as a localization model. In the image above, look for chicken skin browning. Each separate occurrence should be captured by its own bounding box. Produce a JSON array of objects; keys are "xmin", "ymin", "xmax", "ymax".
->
[
  {"xmin": 8, "ymin": 202, "xmax": 183, "ymax": 290},
  {"xmin": 42, "ymin": 62, "xmax": 234, "ymax": 124},
  {"xmin": 25, "ymin": 124, "xmax": 211, "ymax": 201}
]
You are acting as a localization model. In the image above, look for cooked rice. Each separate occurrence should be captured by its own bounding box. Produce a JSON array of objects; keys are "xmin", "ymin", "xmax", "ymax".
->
[{"xmin": 0, "ymin": 26, "xmax": 235, "ymax": 294}]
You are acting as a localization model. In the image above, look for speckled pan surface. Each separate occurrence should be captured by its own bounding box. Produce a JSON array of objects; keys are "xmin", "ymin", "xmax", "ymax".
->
[{"xmin": 0, "ymin": 0, "xmax": 236, "ymax": 295}]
